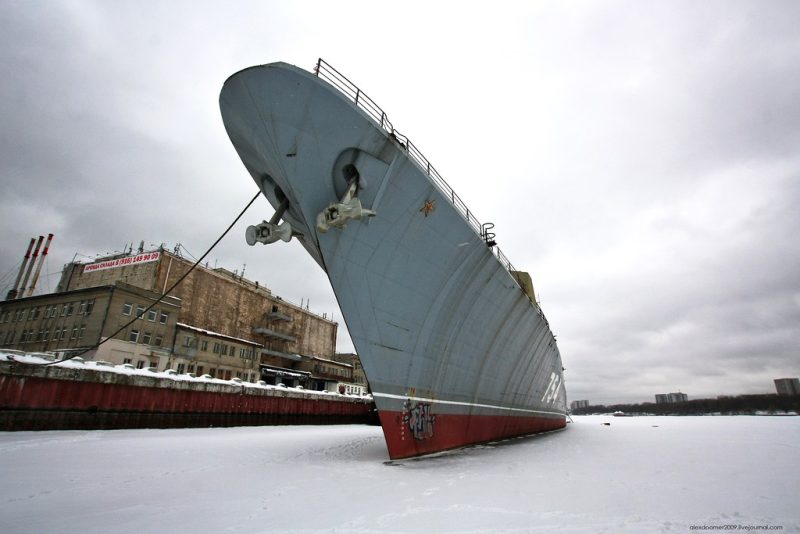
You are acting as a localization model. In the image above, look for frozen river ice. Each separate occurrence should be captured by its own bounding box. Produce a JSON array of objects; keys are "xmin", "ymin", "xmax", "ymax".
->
[{"xmin": 0, "ymin": 415, "xmax": 797, "ymax": 533}]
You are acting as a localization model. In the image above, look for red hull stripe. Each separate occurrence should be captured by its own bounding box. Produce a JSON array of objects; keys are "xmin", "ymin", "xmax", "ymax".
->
[{"xmin": 378, "ymin": 409, "xmax": 566, "ymax": 460}]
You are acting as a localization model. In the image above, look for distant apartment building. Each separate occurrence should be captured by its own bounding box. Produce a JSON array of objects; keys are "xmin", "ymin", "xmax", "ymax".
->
[
  {"xmin": 570, "ymin": 400, "xmax": 590, "ymax": 410},
  {"xmin": 655, "ymin": 392, "xmax": 689, "ymax": 404},
  {"xmin": 774, "ymin": 378, "xmax": 800, "ymax": 396},
  {"xmin": 3, "ymin": 245, "xmax": 365, "ymax": 391}
]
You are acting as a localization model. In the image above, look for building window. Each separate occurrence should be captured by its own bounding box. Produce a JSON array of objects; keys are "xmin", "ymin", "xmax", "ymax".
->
[
  {"xmin": 78, "ymin": 300, "xmax": 94, "ymax": 316},
  {"xmin": 136, "ymin": 360, "xmax": 145, "ymax": 369},
  {"xmin": 147, "ymin": 309, "xmax": 157, "ymax": 321},
  {"xmin": 70, "ymin": 327, "xmax": 78, "ymax": 340},
  {"xmin": 154, "ymin": 334, "xmax": 163, "ymax": 346},
  {"xmin": 213, "ymin": 342, "xmax": 220, "ymax": 354},
  {"xmin": 65, "ymin": 302, "xmax": 75, "ymax": 316},
  {"xmin": 188, "ymin": 364, "xmax": 195, "ymax": 373},
  {"xmin": 183, "ymin": 336, "xmax": 193, "ymax": 347},
  {"xmin": 196, "ymin": 365, "xmax": 204, "ymax": 376},
  {"xmin": 221, "ymin": 344, "xmax": 228, "ymax": 356},
  {"xmin": 122, "ymin": 303, "xmax": 133, "ymax": 316},
  {"xmin": 177, "ymin": 363, "xmax": 185, "ymax": 374},
  {"xmin": 149, "ymin": 361, "xmax": 157, "ymax": 369},
  {"xmin": 142, "ymin": 332, "xmax": 151, "ymax": 344},
  {"xmin": 209, "ymin": 368, "xmax": 216, "ymax": 378},
  {"xmin": 129, "ymin": 329, "xmax": 140, "ymax": 343},
  {"xmin": 123, "ymin": 358, "xmax": 132, "ymax": 364},
  {"xmin": 78, "ymin": 327, "xmax": 85, "ymax": 340},
  {"xmin": 42, "ymin": 329, "xmax": 49, "ymax": 341},
  {"xmin": 200, "ymin": 340, "xmax": 208, "ymax": 351},
  {"xmin": 31, "ymin": 308, "xmax": 40, "ymax": 320},
  {"xmin": 159, "ymin": 311, "xmax": 169, "ymax": 324},
  {"xmin": 135, "ymin": 305, "xmax": 145, "ymax": 318}
]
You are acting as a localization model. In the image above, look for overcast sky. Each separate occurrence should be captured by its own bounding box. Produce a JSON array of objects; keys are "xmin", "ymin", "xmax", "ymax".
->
[{"xmin": 1, "ymin": 0, "xmax": 798, "ymax": 404}]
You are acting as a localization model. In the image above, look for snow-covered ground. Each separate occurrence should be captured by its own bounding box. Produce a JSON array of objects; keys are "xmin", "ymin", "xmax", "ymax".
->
[{"xmin": 0, "ymin": 415, "xmax": 797, "ymax": 533}]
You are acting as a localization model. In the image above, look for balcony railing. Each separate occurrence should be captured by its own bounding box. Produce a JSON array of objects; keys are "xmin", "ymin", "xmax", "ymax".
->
[{"xmin": 314, "ymin": 59, "xmax": 547, "ymax": 317}]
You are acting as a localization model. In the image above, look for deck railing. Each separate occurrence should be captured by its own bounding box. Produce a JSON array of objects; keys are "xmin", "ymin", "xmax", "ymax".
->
[{"xmin": 314, "ymin": 59, "xmax": 524, "ymax": 283}]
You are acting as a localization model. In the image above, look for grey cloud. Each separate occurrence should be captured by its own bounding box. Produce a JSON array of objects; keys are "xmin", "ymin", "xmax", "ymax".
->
[{"xmin": 1, "ymin": 1, "xmax": 798, "ymax": 405}]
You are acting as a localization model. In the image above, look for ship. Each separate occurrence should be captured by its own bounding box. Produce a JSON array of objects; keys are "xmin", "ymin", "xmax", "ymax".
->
[{"xmin": 219, "ymin": 59, "xmax": 567, "ymax": 459}]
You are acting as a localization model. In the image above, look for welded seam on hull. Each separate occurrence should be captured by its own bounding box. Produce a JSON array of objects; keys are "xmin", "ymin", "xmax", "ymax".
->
[{"xmin": 372, "ymin": 392, "xmax": 564, "ymax": 417}]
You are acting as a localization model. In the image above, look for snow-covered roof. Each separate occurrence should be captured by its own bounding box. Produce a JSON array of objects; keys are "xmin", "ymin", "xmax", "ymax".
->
[
  {"xmin": 310, "ymin": 355, "xmax": 353, "ymax": 368},
  {"xmin": 176, "ymin": 322, "xmax": 261, "ymax": 346}
]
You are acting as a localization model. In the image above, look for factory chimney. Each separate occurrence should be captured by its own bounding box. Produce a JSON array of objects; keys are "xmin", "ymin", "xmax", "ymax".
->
[
  {"xmin": 17, "ymin": 236, "xmax": 44, "ymax": 299},
  {"xmin": 26, "ymin": 233, "xmax": 54, "ymax": 297},
  {"xmin": 5, "ymin": 238, "xmax": 35, "ymax": 300}
]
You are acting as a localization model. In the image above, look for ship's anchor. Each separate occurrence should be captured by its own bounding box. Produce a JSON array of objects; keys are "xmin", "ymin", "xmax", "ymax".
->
[
  {"xmin": 316, "ymin": 178, "xmax": 376, "ymax": 233},
  {"xmin": 246, "ymin": 198, "xmax": 297, "ymax": 245}
]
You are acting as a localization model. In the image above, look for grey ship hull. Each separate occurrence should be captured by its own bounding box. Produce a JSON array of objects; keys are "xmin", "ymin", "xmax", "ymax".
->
[{"xmin": 220, "ymin": 61, "xmax": 566, "ymax": 459}]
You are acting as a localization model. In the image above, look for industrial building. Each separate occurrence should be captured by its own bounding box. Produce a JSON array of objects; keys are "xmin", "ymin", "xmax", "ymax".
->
[{"xmin": 3, "ymin": 243, "xmax": 367, "ymax": 393}]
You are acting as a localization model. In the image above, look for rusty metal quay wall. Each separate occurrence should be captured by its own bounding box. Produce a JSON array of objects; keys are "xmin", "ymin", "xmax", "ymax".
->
[{"xmin": 0, "ymin": 360, "xmax": 375, "ymax": 431}]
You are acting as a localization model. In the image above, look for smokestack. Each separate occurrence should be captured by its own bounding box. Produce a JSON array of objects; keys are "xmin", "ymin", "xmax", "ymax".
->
[
  {"xmin": 6, "ymin": 238, "xmax": 35, "ymax": 300},
  {"xmin": 17, "ymin": 236, "xmax": 44, "ymax": 299},
  {"xmin": 26, "ymin": 233, "xmax": 54, "ymax": 297}
]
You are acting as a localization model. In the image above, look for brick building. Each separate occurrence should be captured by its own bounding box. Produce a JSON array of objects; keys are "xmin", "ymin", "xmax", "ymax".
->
[{"xmin": 58, "ymin": 249, "xmax": 336, "ymax": 361}]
